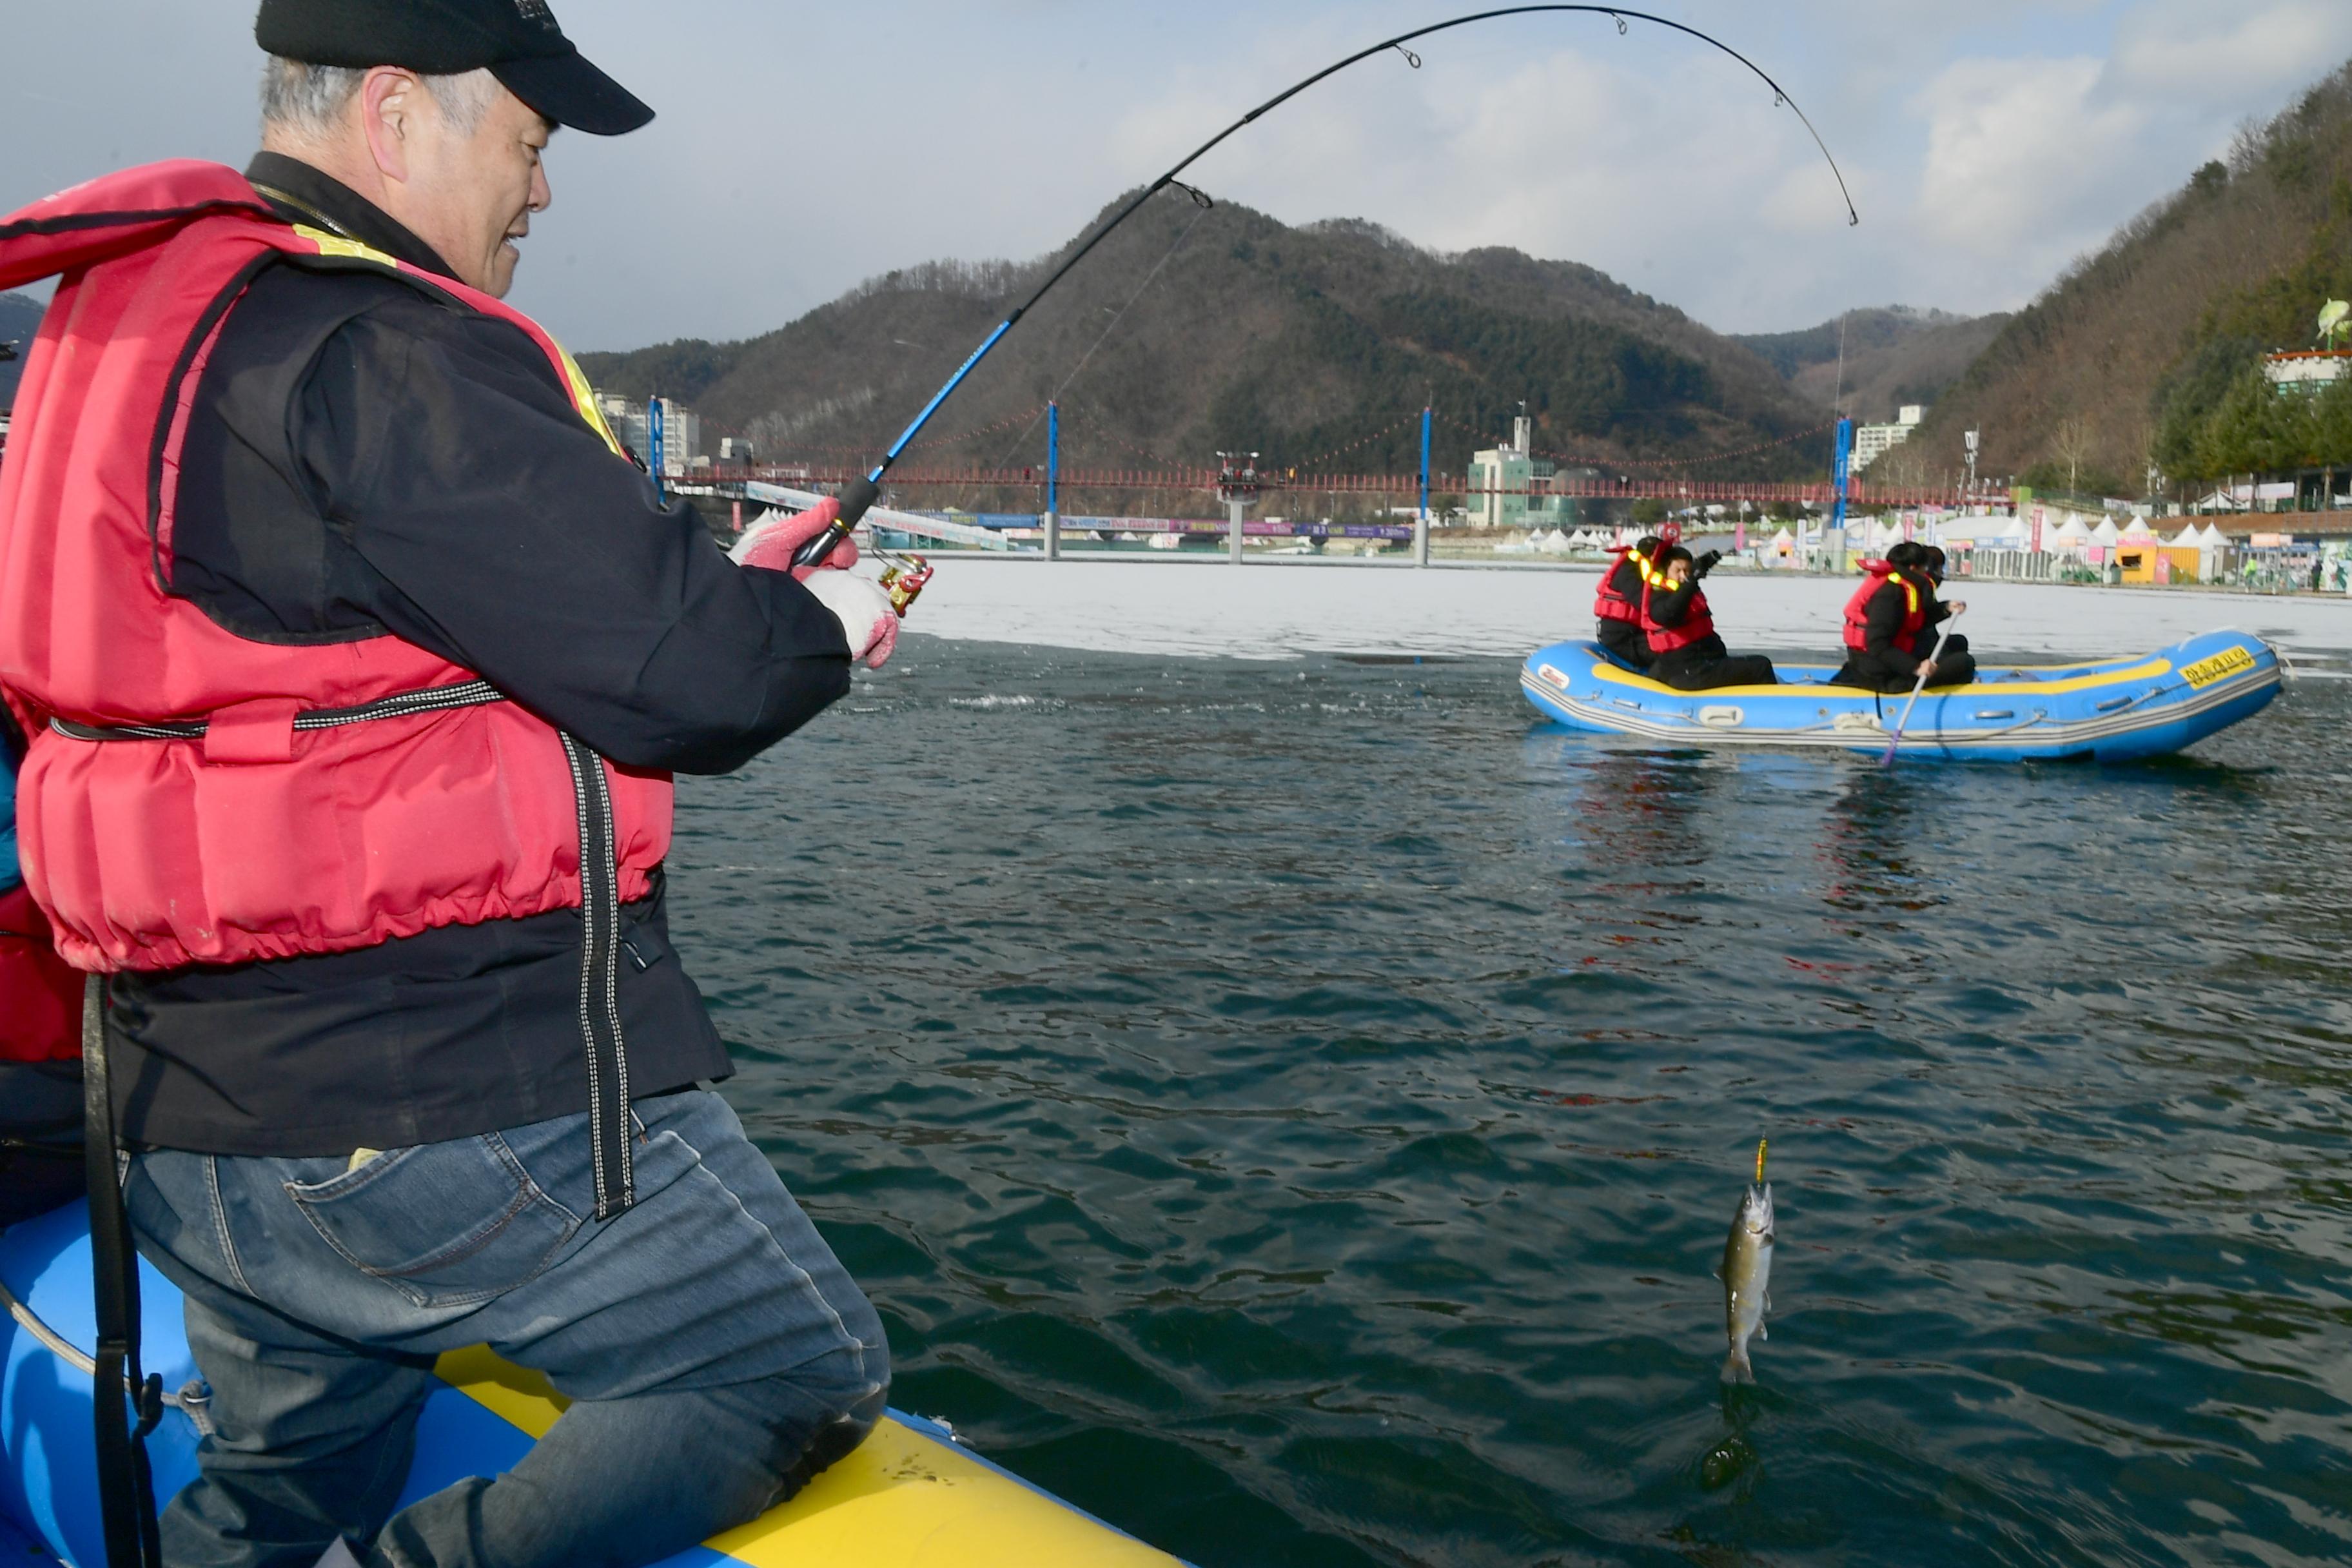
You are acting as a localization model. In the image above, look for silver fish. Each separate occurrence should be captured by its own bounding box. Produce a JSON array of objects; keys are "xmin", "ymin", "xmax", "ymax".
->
[{"xmin": 1720, "ymin": 1181, "xmax": 1774, "ymax": 1383}]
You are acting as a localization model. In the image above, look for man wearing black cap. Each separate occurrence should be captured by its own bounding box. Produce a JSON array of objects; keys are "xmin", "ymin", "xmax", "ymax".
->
[{"xmin": 0, "ymin": 3, "xmax": 903, "ymax": 1565}]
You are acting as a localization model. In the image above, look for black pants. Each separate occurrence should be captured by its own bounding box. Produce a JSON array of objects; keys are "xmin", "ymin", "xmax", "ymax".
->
[
  {"xmin": 1595, "ymin": 620, "xmax": 1652, "ymax": 670},
  {"xmin": 1653, "ymin": 651, "xmax": 1778, "ymax": 689},
  {"xmin": 1835, "ymin": 636, "xmax": 1975, "ymax": 692}
]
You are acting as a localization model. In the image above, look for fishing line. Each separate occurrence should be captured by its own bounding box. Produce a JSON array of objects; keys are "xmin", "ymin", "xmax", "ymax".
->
[
  {"xmin": 796, "ymin": 5, "xmax": 1860, "ymax": 567},
  {"xmin": 1050, "ymin": 202, "xmax": 1214, "ymax": 406},
  {"xmin": 969, "ymin": 197, "xmax": 1219, "ymax": 505}
]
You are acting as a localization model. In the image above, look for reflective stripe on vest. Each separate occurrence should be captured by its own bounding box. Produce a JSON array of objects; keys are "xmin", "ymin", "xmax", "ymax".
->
[{"xmin": 1594, "ymin": 547, "xmax": 1664, "ymax": 625}]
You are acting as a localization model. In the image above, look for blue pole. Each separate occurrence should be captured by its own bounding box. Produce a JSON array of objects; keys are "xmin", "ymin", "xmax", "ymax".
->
[
  {"xmin": 1047, "ymin": 400, "xmax": 1059, "ymax": 517},
  {"xmin": 1418, "ymin": 406, "xmax": 1431, "ymax": 522},
  {"xmin": 1829, "ymin": 415, "xmax": 1852, "ymax": 547},
  {"xmin": 649, "ymin": 397, "xmax": 666, "ymax": 504}
]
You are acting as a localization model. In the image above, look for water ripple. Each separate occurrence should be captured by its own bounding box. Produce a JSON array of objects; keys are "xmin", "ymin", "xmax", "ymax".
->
[{"xmin": 674, "ymin": 640, "xmax": 2352, "ymax": 1567}]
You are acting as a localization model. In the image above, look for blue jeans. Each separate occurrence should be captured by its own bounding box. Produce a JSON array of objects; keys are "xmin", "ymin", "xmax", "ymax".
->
[{"xmin": 124, "ymin": 1090, "xmax": 888, "ymax": 1568}]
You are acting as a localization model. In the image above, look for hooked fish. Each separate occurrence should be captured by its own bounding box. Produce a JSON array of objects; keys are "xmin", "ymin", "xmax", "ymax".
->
[{"xmin": 1720, "ymin": 1179, "xmax": 1774, "ymax": 1384}]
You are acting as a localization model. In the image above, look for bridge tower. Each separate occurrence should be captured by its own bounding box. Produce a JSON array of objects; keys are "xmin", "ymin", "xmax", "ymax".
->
[{"xmin": 1216, "ymin": 451, "xmax": 1262, "ymax": 565}]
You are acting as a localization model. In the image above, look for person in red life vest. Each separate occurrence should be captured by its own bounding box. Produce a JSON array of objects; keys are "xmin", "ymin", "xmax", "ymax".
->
[
  {"xmin": 1831, "ymin": 540, "xmax": 1974, "ymax": 691},
  {"xmin": 0, "ymin": 711, "xmax": 86, "ymax": 1231},
  {"xmin": 0, "ymin": 3, "xmax": 903, "ymax": 1563},
  {"xmin": 1639, "ymin": 546, "xmax": 1779, "ymax": 690},
  {"xmin": 1593, "ymin": 534, "xmax": 1665, "ymax": 669}
]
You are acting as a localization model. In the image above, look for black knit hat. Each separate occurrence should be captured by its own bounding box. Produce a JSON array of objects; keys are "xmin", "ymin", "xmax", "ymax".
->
[{"xmin": 255, "ymin": 0, "xmax": 653, "ymax": 135}]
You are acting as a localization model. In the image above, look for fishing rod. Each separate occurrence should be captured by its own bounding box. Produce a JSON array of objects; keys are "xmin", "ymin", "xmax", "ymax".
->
[{"xmin": 793, "ymin": 5, "xmax": 1859, "ymax": 571}]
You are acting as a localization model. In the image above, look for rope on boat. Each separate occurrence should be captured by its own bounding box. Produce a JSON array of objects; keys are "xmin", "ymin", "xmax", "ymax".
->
[{"xmin": 0, "ymin": 1275, "xmax": 213, "ymax": 1434}]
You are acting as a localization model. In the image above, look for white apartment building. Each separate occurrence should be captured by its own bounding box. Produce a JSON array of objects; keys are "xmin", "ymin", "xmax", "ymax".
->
[{"xmin": 1850, "ymin": 404, "xmax": 1924, "ymax": 474}]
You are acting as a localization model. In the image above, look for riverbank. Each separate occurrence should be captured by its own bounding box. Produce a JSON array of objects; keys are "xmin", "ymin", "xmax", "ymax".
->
[{"xmin": 897, "ymin": 556, "xmax": 2352, "ymax": 667}]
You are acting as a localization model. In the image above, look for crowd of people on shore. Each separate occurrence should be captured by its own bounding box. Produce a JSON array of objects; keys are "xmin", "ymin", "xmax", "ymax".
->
[{"xmin": 1592, "ymin": 536, "xmax": 1974, "ymax": 691}]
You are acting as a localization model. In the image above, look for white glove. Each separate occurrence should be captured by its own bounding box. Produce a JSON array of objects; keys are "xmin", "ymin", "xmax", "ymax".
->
[{"xmin": 798, "ymin": 571, "xmax": 899, "ymax": 669}]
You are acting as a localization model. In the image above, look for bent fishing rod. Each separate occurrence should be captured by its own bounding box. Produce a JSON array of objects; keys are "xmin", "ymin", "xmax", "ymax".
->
[{"xmin": 794, "ymin": 5, "xmax": 1859, "ymax": 571}]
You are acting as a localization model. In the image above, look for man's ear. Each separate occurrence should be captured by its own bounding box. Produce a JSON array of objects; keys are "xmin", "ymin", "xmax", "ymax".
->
[{"xmin": 360, "ymin": 66, "xmax": 422, "ymax": 184}]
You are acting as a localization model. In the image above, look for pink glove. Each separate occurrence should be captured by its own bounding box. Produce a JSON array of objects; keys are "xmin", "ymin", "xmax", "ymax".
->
[{"xmin": 729, "ymin": 498, "xmax": 859, "ymax": 578}]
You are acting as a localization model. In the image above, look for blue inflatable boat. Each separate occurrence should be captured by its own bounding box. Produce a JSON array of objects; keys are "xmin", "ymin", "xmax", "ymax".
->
[
  {"xmin": 1, "ymin": 1203, "xmax": 1182, "ymax": 1567},
  {"xmin": 1519, "ymin": 628, "xmax": 2282, "ymax": 762}
]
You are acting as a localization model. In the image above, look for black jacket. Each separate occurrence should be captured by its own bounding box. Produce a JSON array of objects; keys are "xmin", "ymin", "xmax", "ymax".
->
[{"xmin": 104, "ymin": 154, "xmax": 852, "ymax": 1154}]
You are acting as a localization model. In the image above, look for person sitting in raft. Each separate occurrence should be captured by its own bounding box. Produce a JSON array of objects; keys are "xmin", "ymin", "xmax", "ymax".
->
[
  {"xmin": 1832, "ymin": 540, "xmax": 1974, "ymax": 691},
  {"xmin": 1593, "ymin": 534, "xmax": 1666, "ymax": 669},
  {"xmin": 1639, "ymin": 546, "xmax": 1779, "ymax": 689}
]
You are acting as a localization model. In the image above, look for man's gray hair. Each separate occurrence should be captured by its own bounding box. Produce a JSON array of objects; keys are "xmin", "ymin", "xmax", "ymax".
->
[{"xmin": 259, "ymin": 57, "xmax": 502, "ymax": 141}]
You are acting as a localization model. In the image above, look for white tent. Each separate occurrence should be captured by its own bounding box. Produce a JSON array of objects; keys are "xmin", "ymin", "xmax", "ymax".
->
[
  {"xmin": 1944, "ymin": 514, "xmax": 2027, "ymax": 546},
  {"xmin": 2050, "ymin": 515, "xmax": 2093, "ymax": 551},
  {"xmin": 2119, "ymin": 516, "xmax": 2157, "ymax": 541},
  {"xmin": 2089, "ymin": 518, "xmax": 2122, "ymax": 545},
  {"xmin": 2167, "ymin": 523, "xmax": 2204, "ymax": 547},
  {"xmin": 1538, "ymin": 528, "xmax": 1574, "ymax": 555},
  {"xmin": 2199, "ymin": 522, "xmax": 2228, "ymax": 547}
]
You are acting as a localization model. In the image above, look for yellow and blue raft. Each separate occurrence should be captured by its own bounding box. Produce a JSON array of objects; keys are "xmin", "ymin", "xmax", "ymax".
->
[
  {"xmin": 1520, "ymin": 628, "xmax": 2282, "ymax": 761},
  {"xmin": 0, "ymin": 1203, "xmax": 1183, "ymax": 1567}
]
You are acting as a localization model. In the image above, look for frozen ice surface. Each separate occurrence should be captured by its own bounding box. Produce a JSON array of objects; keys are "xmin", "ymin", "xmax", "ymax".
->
[{"xmin": 900, "ymin": 558, "xmax": 2352, "ymax": 665}]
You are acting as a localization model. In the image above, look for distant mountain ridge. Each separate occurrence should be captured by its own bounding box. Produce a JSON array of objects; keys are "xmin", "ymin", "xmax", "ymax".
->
[
  {"xmin": 1732, "ymin": 306, "xmax": 2010, "ymax": 426},
  {"xmin": 576, "ymin": 195, "xmax": 1828, "ymax": 493},
  {"xmin": 1908, "ymin": 59, "xmax": 2352, "ymax": 494}
]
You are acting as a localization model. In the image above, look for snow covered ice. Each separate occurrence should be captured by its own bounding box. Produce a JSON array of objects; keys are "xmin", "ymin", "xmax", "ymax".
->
[{"xmin": 898, "ymin": 558, "xmax": 2352, "ymax": 668}]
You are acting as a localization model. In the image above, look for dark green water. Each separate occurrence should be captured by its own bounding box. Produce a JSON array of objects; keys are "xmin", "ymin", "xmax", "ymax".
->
[{"xmin": 671, "ymin": 639, "xmax": 2352, "ymax": 1568}]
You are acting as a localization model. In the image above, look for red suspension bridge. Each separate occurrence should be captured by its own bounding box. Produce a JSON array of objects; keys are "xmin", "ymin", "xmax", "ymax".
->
[{"xmin": 678, "ymin": 463, "xmax": 2004, "ymax": 511}]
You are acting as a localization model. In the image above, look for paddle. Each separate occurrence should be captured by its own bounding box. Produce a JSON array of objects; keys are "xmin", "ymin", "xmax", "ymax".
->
[{"xmin": 1881, "ymin": 605, "xmax": 1965, "ymax": 766}]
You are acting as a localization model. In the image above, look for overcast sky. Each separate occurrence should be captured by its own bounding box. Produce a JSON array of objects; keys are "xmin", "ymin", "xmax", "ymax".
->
[{"xmin": 8, "ymin": 1, "xmax": 2351, "ymax": 351}]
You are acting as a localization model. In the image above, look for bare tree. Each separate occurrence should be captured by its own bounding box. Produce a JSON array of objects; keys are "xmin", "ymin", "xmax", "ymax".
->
[{"xmin": 2049, "ymin": 416, "xmax": 2096, "ymax": 495}]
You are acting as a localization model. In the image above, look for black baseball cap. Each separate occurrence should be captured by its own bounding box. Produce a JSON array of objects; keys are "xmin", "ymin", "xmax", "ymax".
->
[{"xmin": 255, "ymin": 0, "xmax": 654, "ymax": 135}]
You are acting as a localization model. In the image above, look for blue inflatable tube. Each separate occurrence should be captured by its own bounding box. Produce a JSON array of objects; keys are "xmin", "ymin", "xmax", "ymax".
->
[
  {"xmin": 1520, "ymin": 628, "xmax": 2282, "ymax": 761},
  {"xmin": 2, "ymin": 1202, "xmax": 1182, "ymax": 1567}
]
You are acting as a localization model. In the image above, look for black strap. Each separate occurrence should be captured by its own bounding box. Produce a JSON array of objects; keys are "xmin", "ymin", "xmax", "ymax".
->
[
  {"xmin": 559, "ymin": 734, "xmax": 633, "ymax": 1220},
  {"xmin": 50, "ymin": 678, "xmax": 504, "ymax": 743},
  {"xmin": 83, "ymin": 975, "xmax": 164, "ymax": 1568}
]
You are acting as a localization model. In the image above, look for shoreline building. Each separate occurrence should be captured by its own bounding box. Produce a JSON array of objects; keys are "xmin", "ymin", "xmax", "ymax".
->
[
  {"xmin": 2262, "ymin": 348, "xmax": 2352, "ymax": 397},
  {"xmin": 1849, "ymin": 405, "xmax": 1924, "ymax": 474},
  {"xmin": 1465, "ymin": 415, "xmax": 1578, "ymax": 530},
  {"xmin": 593, "ymin": 392, "xmax": 704, "ymax": 476}
]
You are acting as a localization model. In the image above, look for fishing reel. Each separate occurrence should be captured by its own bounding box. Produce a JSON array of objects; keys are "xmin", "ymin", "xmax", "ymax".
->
[{"xmin": 874, "ymin": 547, "xmax": 934, "ymax": 618}]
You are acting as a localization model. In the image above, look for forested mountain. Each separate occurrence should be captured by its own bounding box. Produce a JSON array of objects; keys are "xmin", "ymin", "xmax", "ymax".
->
[
  {"xmin": 1901, "ymin": 61, "xmax": 2352, "ymax": 496},
  {"xmin": 1732, "ymin": 306, "xmax": 2009, "ymax": 424},
  {"xmin": 0, "ymin": 291, "xmax": 43, "ymax": 405},
  {"xmin": 577, "ymin": 195, "xmax": 1825, "ymax": 489}
]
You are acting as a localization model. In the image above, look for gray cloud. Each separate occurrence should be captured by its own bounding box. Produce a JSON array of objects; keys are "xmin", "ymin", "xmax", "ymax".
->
[{"xmin": 5, "ymin": 1, "xmax": 2347, "ymax": 350}]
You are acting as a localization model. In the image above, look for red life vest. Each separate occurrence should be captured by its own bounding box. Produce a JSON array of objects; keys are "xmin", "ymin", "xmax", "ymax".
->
[
  {"xmin": 1840, "ymin": 562, "xmax": 1925, "ymax": 656},
  {"xmin": 1640, "ymin": 578, "xmax": 1715, "ymax": 654},
  {"xmin": 1593, "ymin": 545, "xmax": 1657, "ymax": 625},
  {"xmin": 0, "ymin": 162, "xmax": 672, "ymax": 974}
]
